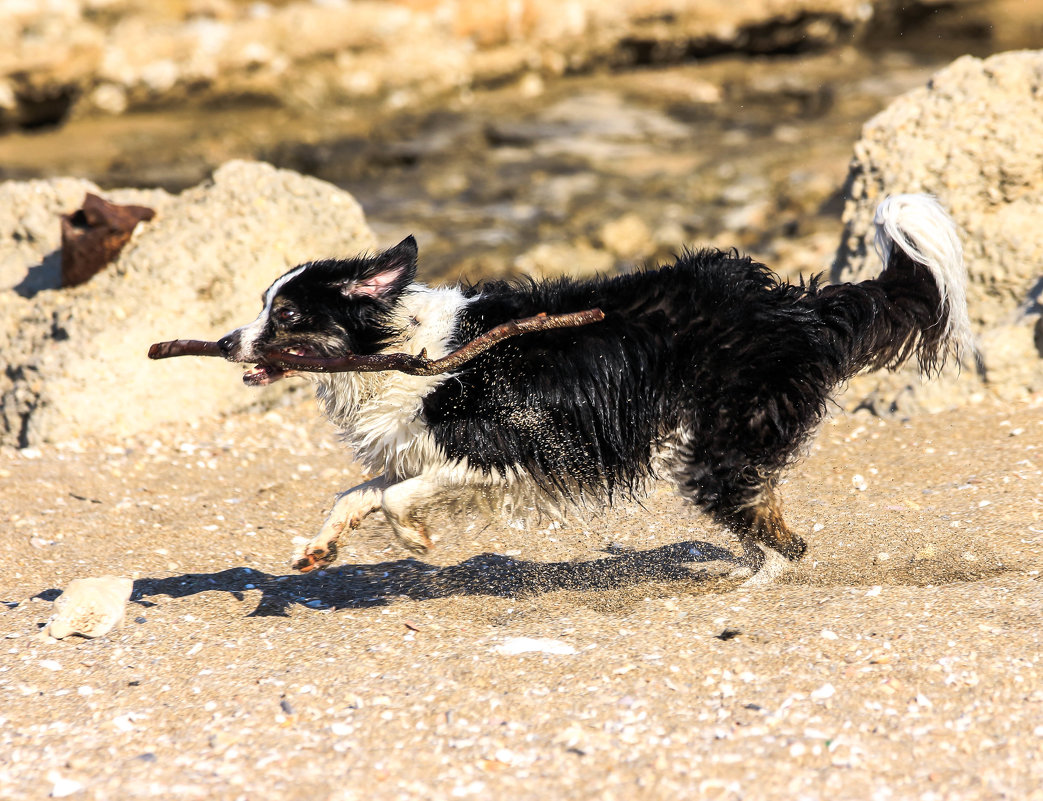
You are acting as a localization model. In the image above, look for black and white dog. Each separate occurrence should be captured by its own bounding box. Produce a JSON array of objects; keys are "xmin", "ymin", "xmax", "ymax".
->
[{"xmin": 218, "ymin": 194, "xmax": 971, "ymax": 585}]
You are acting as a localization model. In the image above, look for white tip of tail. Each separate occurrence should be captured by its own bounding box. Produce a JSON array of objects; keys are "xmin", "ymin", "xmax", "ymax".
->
[{"xmin": 873, "ymin": 194, "xmax": 973, "ymax": 363}]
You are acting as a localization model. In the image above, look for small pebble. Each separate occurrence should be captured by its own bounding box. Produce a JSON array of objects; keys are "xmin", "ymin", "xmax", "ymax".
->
[
  {"xmin": 810, "ymin": 683, "xmax": 835, "ymax": 701},
  {"xmin": 495, "ymin": 637, "xmax": 577, "ymax": 656},
  {"xmin": 851, "ymin": 474, "xmax": 869, "ymax": 491},
  {"xmin": 113, "ymin": 714, "xmax": 136, "ymax": 732},
  {"xmin": 48, "ymin": 773, "xmax": 83, "ymax": 798}
]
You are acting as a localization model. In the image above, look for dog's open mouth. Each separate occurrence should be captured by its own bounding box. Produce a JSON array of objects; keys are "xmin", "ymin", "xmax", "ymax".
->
[
  {"xmin": 242, "ymin": 363, "xmax": 288, "ymax": 386},
  {"xmin": 242, "ymin": 347, "xmax": 313, "ymax": 386}
]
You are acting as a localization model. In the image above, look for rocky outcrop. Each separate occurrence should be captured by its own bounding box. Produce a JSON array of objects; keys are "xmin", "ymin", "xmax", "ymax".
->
[
  {"xmin": 0, "ymin": 161, "xmax": 374, "ymax": 448},
  {"xmin": 0, "ymin": 0, "xmax": 875, "ymax": 130},
  {"xmin": 833, "ymin": 50, "xmax": 1043, "ymax": 413}
]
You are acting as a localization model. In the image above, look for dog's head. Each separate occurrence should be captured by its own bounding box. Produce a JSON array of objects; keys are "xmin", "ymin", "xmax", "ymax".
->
[{"xmin": 218, "ymin": 236, "xmax": 418, "ymax": 386}]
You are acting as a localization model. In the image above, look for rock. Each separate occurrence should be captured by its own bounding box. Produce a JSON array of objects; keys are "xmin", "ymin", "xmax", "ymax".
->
[
  {"xmin": 0, "ymin": 177, "xmax": 133, "ymax": 296},
  {"xmin": 976, "ymin": 322, "xmax": 1043, "ymax": 403},
  {"xmin": 45, "ymin": 576, "xmax": 134, "ymax": 640},
  {"xmin": 832, "ymin": 50, "xmax": 1043, "ymax": 412},
  {"xmin": 514, "ymin": 241, "xmax": 614, "ymax": 279},
  {"xmin": 0, "ymin": 160, "xmax": 375, "ymax": 447},
  {"xmin": 598, "ymin": 214, "xmax": 654, "ymax": 261}
]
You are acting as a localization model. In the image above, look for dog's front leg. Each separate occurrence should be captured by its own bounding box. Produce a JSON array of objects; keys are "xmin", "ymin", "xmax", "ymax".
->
[{"xmin": 292, "ymin": 475, "xmax": 389, "ymax": 572}]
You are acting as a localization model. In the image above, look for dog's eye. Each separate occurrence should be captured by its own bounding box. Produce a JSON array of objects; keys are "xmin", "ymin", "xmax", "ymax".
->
[{"xmin": 274, "ymin": 307, "xmax": 297, "ymax": 324}]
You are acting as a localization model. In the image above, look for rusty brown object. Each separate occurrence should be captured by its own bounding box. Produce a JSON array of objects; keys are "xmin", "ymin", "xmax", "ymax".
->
[
  {"xmin": 60, "ymin": 193, "xmax": 156, "ymax": 288},
  {"xmin": 147, "ymin": 308, "xmax": 606, "ymax": 376}
]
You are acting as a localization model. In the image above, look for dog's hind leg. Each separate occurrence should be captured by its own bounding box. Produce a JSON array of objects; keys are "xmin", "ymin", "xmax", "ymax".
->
[
  {"xmin": 293, "ymin": 475, "xmax": 389, "ymax": 572},
  {"xmin": 677, "ymin": 461, "xmax": 806, "ymax": 585},
  {"xmin": 380, "ymin": 472, "xmax": 447, "ymax": 554},
  {"xmin": 380, "ymin": 466, "xmax": 502, "ymax": 554},
  {"xmin": 717, "ymin": 488, "xmax": 806, "ymax": 586}
]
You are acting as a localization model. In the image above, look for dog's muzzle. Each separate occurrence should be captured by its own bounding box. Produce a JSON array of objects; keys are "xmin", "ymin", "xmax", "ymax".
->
[
  {"xmin": 216, "ymin": 331, "xmax": 287, "ymax": 386},
  {"xmin": 217, "ymin": 333, "xmax": 240, "ymax": 359}
]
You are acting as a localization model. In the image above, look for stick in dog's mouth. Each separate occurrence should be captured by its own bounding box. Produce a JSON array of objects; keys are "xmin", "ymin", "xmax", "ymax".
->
[
  {"xmin": 147, "ymin": 340, "xmax": 309, "ymax": 386},
  {"xmin": 241, "ymin": 347, "xmax": 316, "ymax": 386},
  {"xmin": 146, "ymin": 340, "xmax": 223, "ymax": 360},
  {"xmin": 147, "ymin": 309, "xmax": 606, "ymax": 382},
  {"xmin": 146, "ymin": 340, "xmax": 310, "ymax": 385}
]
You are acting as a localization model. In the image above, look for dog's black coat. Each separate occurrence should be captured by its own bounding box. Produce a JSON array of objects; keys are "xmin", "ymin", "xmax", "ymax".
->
[{"xmin": 423, "ymin": 246, "xmax": 941, "ymax": 525}]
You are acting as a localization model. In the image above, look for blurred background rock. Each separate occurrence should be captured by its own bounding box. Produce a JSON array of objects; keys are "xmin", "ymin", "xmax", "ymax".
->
[{"xmin": 1, "ymin": 0, "xmax": 1041, "ymax": 444}]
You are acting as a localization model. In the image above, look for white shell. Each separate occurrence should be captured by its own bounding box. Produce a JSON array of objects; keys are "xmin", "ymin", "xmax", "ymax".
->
[{"xmin": 45, "ymin": 576, "xmax": 134, "ymax": 640}]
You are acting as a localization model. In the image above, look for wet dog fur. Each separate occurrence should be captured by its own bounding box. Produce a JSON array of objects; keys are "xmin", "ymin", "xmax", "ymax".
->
[{"xmin": 218, "ymin": 194, "xmax": 971, "ymax": 585}]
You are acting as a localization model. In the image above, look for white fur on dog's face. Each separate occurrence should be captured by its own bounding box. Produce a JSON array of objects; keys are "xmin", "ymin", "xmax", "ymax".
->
[{"xmin": 227, "ymin": 263, "xmax": 311, "ymax": 363}]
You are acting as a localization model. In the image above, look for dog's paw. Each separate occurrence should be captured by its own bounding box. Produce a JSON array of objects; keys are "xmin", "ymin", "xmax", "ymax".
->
[
  {"xmin": 392, "ymin": 523, "xmax": 432, "ymax": 555},
  {"xmin": 292, "ymin": 541, "xmax": 339, "ymax": 573},
  {"xmin": 724, "ymin": 564, "xmax": 755, "ymax": 581},
  {"xmin": 737, "ymin": 548, "xmax": 792, "ymax": 588}
]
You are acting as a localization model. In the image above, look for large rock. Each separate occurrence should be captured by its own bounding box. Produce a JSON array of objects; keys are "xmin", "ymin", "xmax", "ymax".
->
[
  {"xmin": 832, "ymin": 50, "xmax": 1043, "ymax": 413},
  {"xmin": 0, "ymin": 161, "xmax": 375, "ymax": 447}
]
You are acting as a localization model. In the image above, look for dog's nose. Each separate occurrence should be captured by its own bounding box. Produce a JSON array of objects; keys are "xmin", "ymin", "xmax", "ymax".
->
[{"xmin": 217, "ymin": 334, "xmax": 237, "ymax": 358}]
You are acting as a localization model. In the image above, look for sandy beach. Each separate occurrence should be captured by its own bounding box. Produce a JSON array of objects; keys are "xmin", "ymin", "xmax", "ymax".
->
[{"xmin": 2, "ymin": 389, "xmax": 1040, "ymax": 800}]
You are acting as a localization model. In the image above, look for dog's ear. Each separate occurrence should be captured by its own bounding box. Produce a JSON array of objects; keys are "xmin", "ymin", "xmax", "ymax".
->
[{"xmin": 340, "ymin": 236, "xmax": 418, "ymax": 301}]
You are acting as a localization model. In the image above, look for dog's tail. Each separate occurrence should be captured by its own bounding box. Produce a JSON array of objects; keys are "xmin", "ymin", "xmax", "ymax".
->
[{"xmin": 821, "ymin": 193, "xmax": 973, "ymax": 379}]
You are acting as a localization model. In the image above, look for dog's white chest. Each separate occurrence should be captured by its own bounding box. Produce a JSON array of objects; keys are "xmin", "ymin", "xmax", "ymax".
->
[
  {"xmin": 314, "ymin": 285, "xmax": 470, "ymax": 479},
  {"xmin": 322, "ymin": 372, "xmax": 440, "ymax": 478}
]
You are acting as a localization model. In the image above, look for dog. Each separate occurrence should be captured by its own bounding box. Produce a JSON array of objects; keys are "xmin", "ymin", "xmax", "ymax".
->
[{"xmin": 217, "ymin": 194, "xmax": 971, "ymax": 585}]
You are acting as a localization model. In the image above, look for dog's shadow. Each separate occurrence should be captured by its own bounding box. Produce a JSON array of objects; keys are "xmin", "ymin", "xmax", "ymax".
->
[{"xmin": 130, "ymin": 540, "xmax": 737, "ymax": 617}]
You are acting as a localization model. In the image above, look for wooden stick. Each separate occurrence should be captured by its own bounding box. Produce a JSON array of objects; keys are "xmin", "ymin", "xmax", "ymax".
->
[
  {"xmin": 271, "ymin": 308, "xmax": 605, "ymax": 376},
  {"xmin": 147, "ymin": 308, "xmax": 605, "ymax": 376},
  {"xmin": 147, "ymin": 339, "xmax": 223, "ymax": 360}
]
